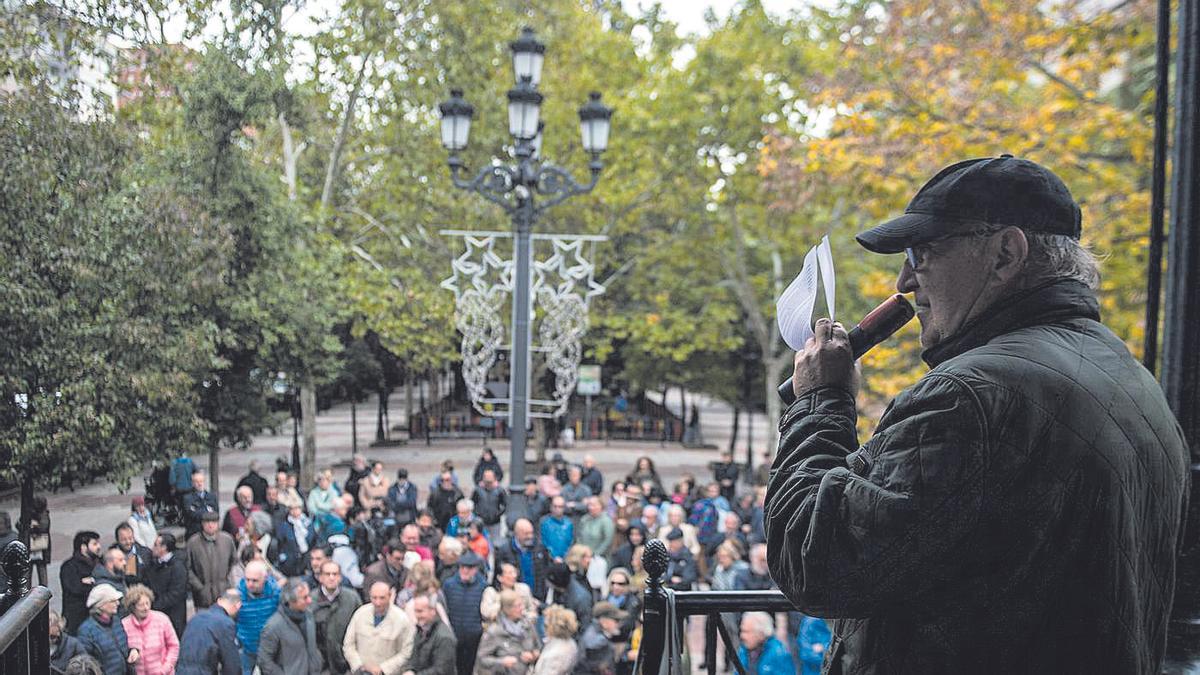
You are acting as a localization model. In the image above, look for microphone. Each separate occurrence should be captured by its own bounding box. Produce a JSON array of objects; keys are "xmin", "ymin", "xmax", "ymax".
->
[{"xmin": 777, "ymin": 294, "xmax": 916, "ymax": 405}]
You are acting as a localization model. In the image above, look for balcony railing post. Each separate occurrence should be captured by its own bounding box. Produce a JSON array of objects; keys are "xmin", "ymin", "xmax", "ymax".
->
[
  {"xmin": 638, "ymin": 538, "xmax": 670, "ymax": 675},
  {"xmin": 0, "ymin": 540, "xmax": 46, "ymax": 673},
  {"xmin": 0, "ymin": 540, "xmax": 31, "ymax": 613}
]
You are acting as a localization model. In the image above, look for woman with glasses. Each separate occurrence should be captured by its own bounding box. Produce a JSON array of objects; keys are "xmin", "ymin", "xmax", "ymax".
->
[{"xmin": 602, "ymin": 568, "xmax": 641, "ymax": 641}]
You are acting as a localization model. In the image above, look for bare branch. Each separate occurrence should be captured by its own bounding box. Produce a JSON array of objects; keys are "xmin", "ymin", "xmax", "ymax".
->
[{"xmin": 320, "ymin": 54, "xmax": 371, "ymax": 211}]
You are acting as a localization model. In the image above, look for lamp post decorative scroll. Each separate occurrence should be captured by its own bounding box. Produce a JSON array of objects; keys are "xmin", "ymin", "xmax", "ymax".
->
[{"xmin": 438, "ymin": 27, "xmax": 612, "ymax": 491}]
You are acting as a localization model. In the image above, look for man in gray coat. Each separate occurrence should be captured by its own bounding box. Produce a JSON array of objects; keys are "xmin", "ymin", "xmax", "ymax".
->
[
  {"xmin": 186, "ymin": 511, "xmax": 237, "ymax": 609},
  {"xmin": 257, "ymin": 579, "xmax": 321, "ymax": 675},
  {"xmin": 766, "ymin": 155, "xmax": 1190, "ymax": 673},
  {"xmin": 401, "ymin": 593, "xmax": 456, "ymax": 675}
]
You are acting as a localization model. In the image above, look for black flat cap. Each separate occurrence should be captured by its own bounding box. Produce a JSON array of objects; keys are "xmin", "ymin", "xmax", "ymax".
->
[{"xmin": 856, "ymin": 155, "xmax": 1082, "ymax": 254}]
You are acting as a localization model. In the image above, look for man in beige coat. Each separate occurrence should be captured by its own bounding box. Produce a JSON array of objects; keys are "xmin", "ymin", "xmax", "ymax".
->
[
  {"xmin": 358, "ymin": 462, "xmax": 391, "ymax": 513},
  {"xmin": 344, "ymin": 581, "xmax": 416, "ymax": 675}
]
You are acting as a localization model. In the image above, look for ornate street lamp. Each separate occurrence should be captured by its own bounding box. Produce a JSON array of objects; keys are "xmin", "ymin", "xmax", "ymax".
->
[
  {"xmin": 510, "ymin": 26, "xmax": 545, "ymax": 86},
  {"xmin": 438, "ymin": 27, "xmax": 613, "ymax": 491}
]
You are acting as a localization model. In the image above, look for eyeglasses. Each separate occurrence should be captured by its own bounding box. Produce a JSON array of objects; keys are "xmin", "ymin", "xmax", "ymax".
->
[
  {"xmin": 904, "ymin": 230, "xmax": 990, "ymax": 272},
  {"xmin": 610, "ymin": 580, "xmax": 628, "ymax": 586}
]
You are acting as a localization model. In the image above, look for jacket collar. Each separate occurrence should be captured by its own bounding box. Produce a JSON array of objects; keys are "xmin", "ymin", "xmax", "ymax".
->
[{"xmin": 922, "ymin": 279, "xmax": 1100, "ymax": 367}]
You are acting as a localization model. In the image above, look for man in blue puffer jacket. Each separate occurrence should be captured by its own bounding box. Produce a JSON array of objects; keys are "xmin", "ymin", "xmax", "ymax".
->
[
  {"xmin": 442, "ymin": 552, "xmax": 486, "ymax": 675},
  {"xmin": 736, "ymin": 612, "xmax": 795, "ymax": 675},
  {"xmin": 236, "ymin": 560, "xmax": 280, "ymax": 674}
]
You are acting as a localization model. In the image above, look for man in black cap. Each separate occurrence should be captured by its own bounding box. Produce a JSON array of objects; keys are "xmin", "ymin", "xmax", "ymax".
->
[
  {"xmin": 664, "ymin": 528, "xmax": 697, "ymax": 592},
  {"xmin": 765, "ymin": 155, "xmax": 1189, "ymax": 673},
  {"xmin": 546, "ymin": 560, "xmax": 593, "ymax": 634}
]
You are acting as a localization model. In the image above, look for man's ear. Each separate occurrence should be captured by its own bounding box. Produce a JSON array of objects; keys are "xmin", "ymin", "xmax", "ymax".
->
[{"xmin": 992, "ymin": 226, "xmax": 1029, "ymax": 282}]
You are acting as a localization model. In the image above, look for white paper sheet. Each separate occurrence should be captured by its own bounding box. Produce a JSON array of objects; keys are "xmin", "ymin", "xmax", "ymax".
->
[
  {"xmin": 777, "ymin": 244, "xmax": 820, "ymax": 351},
  {"xmin": 777, "ymin": 235, "xmax": 836, "ymax": 351},
  {"xmin": 817, "ymin": 235, "xmax": 836, "ymax": 322}
]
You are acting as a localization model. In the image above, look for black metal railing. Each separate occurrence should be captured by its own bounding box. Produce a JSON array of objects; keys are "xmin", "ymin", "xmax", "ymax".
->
[
  {"xmin": 636, "ymin": 538, "xmax": 795, "ymax": 675},
  {"xmin": 0, "ymin": 540, "xmax": 51, "ymax": 673}
]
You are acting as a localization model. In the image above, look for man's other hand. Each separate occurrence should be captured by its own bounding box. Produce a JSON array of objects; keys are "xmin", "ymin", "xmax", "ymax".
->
[{"xmin": 792, "ymin": 318, "xmax": 859, "ymax": 399}]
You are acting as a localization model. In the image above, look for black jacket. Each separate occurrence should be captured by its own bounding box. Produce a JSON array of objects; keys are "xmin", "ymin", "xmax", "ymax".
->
[
  {"xmin": 493, "ymin": 537, "xmax": 553, "ymax": 600},
  {"xmin": 59, "ymin": 553, "xmax": 98, "ymax": 635},
  {"xmin": 765, "ymin": 280, "xmax": 1190, "ymax": 674},
  {"xmin": 471, "ymin": 485, "xmax": 507, "ymax": 525},
  {"xmin": 237, "ymin": 470, "xmax": 270, "ymax": 506},
  {"xmin": 665, "ymin": 547, "xmax": 697, "ymax": 592},
  {"xmin": 146, "ymin": 554, "xmax": 189, "ymax": 637},
  {"xmin": 182, "ymin": 490, "xmax": 218, "ymax": 539},
  {"xmin": 428, "ymin": 485, "xmax": 463, "ymax": 530}
]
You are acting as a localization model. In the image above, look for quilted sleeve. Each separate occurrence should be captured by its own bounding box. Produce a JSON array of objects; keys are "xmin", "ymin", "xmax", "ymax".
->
[{"xmin": 765, "ymin": 375, "xmax": 988, "ymax": 617}]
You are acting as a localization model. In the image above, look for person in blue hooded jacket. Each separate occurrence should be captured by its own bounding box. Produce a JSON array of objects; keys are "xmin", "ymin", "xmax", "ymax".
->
[
  {"xmin": 736, "ymin": 612, "xmax": 795, "ymax": 675},
  {"xmin": 796, "ymin": 615, "xmax": 832, "ymax": 675}
]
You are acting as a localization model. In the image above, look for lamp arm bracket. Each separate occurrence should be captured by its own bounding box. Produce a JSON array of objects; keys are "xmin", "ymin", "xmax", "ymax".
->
[
  {"xmin": 533, "ymin": 162, "xmax": 601, "ymax": 213},
  {"xmin": 452, "ymin": 163, "xmax": 519, "ymax": 213}
]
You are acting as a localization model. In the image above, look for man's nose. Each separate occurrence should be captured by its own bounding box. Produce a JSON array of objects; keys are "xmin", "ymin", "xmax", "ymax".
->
[{"xmin": 896, "ymin": 262, "xmax": 918, "ymax": 294}]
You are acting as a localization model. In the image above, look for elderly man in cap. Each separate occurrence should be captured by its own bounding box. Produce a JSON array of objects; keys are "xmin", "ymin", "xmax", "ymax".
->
[
  {"xmin": 663, "ymin": 528, "xmax": 697, "ymax": 592},
  {"xmin": 187, "ymin": 510, "xmax": 237, "ymax": 610},
  {"xmin": 442, "ymin": 551, "xmax": 487, "ymax": 675},
  {"xmin": 766, "ymin": 155, "xmax": 1189, "ymax": 673},
  {"xmin": 575, "ymin": 602, "xmax": 627, "ymax": 675}
]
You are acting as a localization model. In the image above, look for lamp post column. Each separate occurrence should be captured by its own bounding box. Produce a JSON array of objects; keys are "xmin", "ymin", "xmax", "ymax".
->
[{"xmin": 509, "ymin": 189, "xmax": 534, "ymax": 490}]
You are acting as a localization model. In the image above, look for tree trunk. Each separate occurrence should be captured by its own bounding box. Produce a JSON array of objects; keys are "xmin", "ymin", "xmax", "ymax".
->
[
  {"xmin": 376, "ymin": 388, "xmax": 387, "ymax": 444},
  {"xmin": 405, "ymin": 377, "xmax": 414, "ymax": 432},
  {"xmin": 728, "ymin": 407, "xmax": 740, "ymax": 454},
  {"xmin": 18, "ymin": 473, "xmax": 34, "ymax": 543},
  {"xmin": 278, "ymin": 112, "xmax": 305, "ymax": 201},
  {"xmin": 300, "ymin": 381, "xmax": 317, "ymax": 487},
  {"xmin": 209, "ymin": 446, "xmax": 220, "ymax": 498},
  {"xmin": 320, "ymin": 55, "xmax": 371, "ymax": 211}
]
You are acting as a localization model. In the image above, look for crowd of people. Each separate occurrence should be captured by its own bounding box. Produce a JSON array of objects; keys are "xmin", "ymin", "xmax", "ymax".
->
[{"xmin": 50, "ymin": 448, "xmax": 830, "ymax": 675}]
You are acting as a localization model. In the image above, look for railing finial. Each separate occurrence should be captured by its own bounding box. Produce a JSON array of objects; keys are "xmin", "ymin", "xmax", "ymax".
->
[
  {"xmin": 0, "ymin": 540, "xmax": 31, "ymax": 614},
  {"xmin": 643, "ymin": 538, "xmax": 668, "ymax": 594}
]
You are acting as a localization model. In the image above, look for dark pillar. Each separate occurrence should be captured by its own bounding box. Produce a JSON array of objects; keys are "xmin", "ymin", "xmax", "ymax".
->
[{"xmin": 1164, "ymin": 0, "xmax": 1200, "ymax": 667}]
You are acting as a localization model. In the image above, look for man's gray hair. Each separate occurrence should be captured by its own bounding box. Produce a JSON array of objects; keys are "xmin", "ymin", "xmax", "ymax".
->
[
  {"xmin": 1023, "ymin": 232, "xmax": 1101, "ymax": 290},
  {"xmin": 741, "ymin": 611, "xmax": 774, "ymax": 638},
  {"xmin": 280, "ymin": 578, "xmax": 306, "ymax": 605}
]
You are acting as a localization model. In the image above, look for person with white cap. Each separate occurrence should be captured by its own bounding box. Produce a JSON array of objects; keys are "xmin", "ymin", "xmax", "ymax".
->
[{"xmin": 77, "ymin": 584, "xmax": 139, "ymax": 674}]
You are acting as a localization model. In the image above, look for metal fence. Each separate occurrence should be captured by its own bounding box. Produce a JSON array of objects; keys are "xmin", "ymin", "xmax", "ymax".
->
[
  {"xmin": 636, "ymin": 538, "xmax": 795, "ymax": 675},
  {"xmin": 0, "ymin": 541, "xmax": 51, "ymax": 673}
]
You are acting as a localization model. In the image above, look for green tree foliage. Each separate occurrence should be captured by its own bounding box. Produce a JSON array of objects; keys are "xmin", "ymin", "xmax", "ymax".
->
[{"xmin": 0, "ymin": 91, "xmax": 222, "ymax": 490}]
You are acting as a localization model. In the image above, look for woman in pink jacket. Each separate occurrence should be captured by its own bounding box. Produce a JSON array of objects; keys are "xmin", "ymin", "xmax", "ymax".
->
[{"xmin": 121, "ymin": 584, "xmax": 179, "ymax": 675}]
